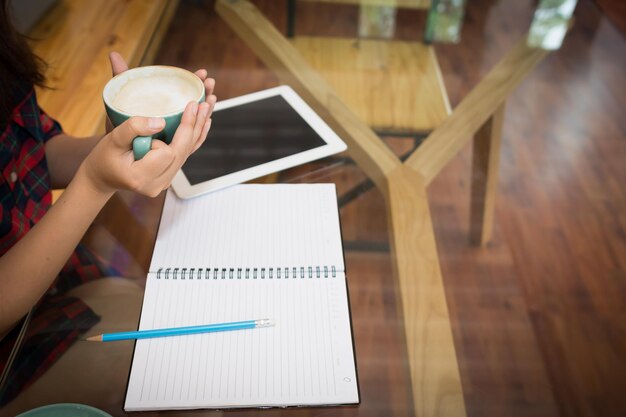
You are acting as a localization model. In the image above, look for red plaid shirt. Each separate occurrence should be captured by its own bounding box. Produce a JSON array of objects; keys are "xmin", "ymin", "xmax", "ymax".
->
[{"xmin": 0, "ymin": 83, "xmax": 115, "ymax": 405}]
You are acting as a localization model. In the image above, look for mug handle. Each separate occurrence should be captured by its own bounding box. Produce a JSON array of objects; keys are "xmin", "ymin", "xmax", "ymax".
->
[{"xmin": 132, "ymin": 136, "xmax": 152, "ymax": 160}]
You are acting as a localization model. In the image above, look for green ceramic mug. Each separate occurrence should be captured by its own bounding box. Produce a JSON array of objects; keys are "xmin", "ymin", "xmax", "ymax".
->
[{"xmin": 103, "ymin": 65, "xmax": 205, "ymax": 160}]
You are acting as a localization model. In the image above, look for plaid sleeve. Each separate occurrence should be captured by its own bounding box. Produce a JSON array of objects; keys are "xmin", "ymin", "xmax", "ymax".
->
[
  {"xmin": 0, "ymin": 295, "xmax": 100, "ymax": 406},
  {"xmin": 38, "ymin": 107, "xmax": 63, "ymax": 143}
]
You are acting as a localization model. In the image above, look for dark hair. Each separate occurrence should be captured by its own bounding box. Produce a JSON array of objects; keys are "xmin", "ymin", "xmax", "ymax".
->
[{"xmin": 0, "ymin": 0, "xmax": 47, "ymax": 129}]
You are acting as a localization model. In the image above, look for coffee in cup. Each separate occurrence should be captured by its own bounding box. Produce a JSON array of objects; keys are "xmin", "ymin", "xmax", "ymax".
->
[{"xmin": 103, "ymin": 66, "xmax": 205, "ymax": 160}]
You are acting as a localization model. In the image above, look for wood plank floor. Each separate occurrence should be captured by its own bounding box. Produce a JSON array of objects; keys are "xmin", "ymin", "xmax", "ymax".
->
[
  {"xmin": 430, "ymin": 1, "xmax": 626, "ymax": 416},
  {"xmin": 595, "ymin": 0, "xmax": 626, "ymax": 36},
  {"xmin": 150, "ymin": 0, "xmax": 626, "ymax": 416}
]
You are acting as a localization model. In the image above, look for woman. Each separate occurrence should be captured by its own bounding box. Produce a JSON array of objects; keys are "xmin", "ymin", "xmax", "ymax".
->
[{"xmin": 0, "ymin": 0, "xmax": 216, "ymax": 409}]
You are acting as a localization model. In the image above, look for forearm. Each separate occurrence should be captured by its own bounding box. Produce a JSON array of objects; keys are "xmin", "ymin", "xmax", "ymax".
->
[
  {"xmin": 0, "ymin": 169, "xmax": 113, "ymax": 334},
  {"xmin": 1, "ymin": 103, "xmax": 212, "ymax": 334},
  {"xmin": 45, "ymin": 134, "xmax": 103, "ymax": 188}
]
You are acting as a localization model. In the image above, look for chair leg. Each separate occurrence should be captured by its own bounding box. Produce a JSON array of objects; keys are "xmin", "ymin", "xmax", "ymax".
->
[{"xmin": 470, "ymin": 102, "xmax": 505, "ymax": 246}]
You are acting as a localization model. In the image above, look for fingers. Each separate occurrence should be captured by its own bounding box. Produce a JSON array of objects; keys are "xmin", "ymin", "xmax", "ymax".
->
[
  {"xmin": 164, "ymin": 100, "xmax": 206, "ymax": 169},
  {"xmin": 193, "ymin": 68, "xmax": 216, "ymax": 101},
  {"xmin": 109, "ymin": 52, "xmax": 129, "ymax": 77},
  {"xmin": 110, "ymin": 117, "xmax": 165, "ymax": 149},
  {"xmin": 192, "ymin": 95, "xmax": 216, "ymax": 152},
  {"xmin": 151, "ymin": 97, "xmax": 212, "ymax": 156},
  {"xmin": 207, "ymin": 94, "xmax": 217, "ymax": 114},
  {"xmin": 204, "ymin": 78, "xmax": 215, "ymax": 98},
  {"xmin": 142, "ymin": 103, "xmax": 200, "ymax": 191},
  {"xmin": 132, "ymin": 140, "xmax": 175, "ymax": 177},
  {"xmin": 193, "ymin": 118, "xmax": 212, "ymax": 153},
  {"xmin": 194, "ymin": 69, "xmax": 207, "ymax": 80},
  {"xmin": 129, "ymin": 141, "xmax": 176, "ymax": 196},
  {"xmin": 113, "ymin": 79, "xmax": 215, "ymax": 196},
  {"xmin": 168, "ymin": 101, "xmax": 201, "ymax": 155},
  {"xmin": 148, "ymin": 97, "xmax": 214, "ymax": 191},
  {"xmin": 192, "ymin": 103, "xmax": 210, "ymax": 148},
  {"xmin": 141, "ymin": 141, "xmax": 181, "ymax": 190}
]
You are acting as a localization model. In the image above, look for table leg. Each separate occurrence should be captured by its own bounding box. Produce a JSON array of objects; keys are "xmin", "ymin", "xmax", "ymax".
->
[
  {"xmin": 386, "ymin": 166, "xmax": 466, "ymax": 416},
  {"xmin": 469, "ymin": 102, "xmax": 505, "ymax": 245}
]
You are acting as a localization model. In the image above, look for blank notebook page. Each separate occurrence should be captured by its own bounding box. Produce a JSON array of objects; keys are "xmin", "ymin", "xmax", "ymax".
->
[{"xmin": 125, "ymin": 184, "xmax": 359, "ymax": 411}]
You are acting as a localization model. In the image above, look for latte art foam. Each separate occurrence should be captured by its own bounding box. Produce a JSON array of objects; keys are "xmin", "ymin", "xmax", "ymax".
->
[{"xmin": 111, "ymin": 75, "xmax": 199, "ymax": 116}]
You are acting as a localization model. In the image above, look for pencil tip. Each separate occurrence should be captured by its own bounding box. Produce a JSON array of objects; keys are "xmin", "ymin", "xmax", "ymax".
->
[
  {"xmin": 85, "ymin": 335, "xmax": 103, "ymax": 342},
  {"xmin": 256, "ymin": 318, "xmax": 276, "ymax": 328}
]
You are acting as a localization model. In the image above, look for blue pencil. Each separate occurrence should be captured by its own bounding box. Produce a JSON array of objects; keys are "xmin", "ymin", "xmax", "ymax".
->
[{"xmin": 85, "ymin": 318, "xmax": 275, "ymax": 342}]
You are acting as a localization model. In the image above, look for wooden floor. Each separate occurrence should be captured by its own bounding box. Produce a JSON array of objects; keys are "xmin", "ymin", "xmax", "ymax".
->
[
  {"xmin": 431, "ymin": 1, "xmax": 626, "ymax": 416},
  {"xmin": 595, "ymin": 0, "xmax": 626, "ymax": 35},
  {"xmin": 150, "ymin": 0, "xmax": 626, "ymax": 416}
]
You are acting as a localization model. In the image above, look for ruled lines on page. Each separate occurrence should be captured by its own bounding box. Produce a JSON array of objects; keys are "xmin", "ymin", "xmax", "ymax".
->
[
  {"xmin": 125, "ymin": 271, "xmax": 358, "ymax": 409},
  {"xmin": 149, "ymin": 185, "xmax": 345, "ymax": 272},
  {"xmin": 125, "ymin": 184, "xmax": 358, "ymax": 410}
]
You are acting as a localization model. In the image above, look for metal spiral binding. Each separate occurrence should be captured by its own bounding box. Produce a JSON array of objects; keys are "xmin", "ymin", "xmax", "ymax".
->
[{"xmin": 155, "ymin": 265, "xmax": 338, "ymax": 280}]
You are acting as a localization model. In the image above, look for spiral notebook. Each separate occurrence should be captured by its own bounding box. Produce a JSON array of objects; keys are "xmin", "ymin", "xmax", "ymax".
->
[{"xmin": 124, "ymin": 184, "xmax": 359, "ymax": 411}]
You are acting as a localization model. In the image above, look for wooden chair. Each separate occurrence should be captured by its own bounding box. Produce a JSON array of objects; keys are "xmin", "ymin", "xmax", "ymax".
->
[
  {"xmin": 29, "ymin": 0, "xmax": 179, "ymax": 137},
  {"xmin": 287, "ymin": 0, "xmax": 433, "ymax": 39},
  {"xmin": 286, "ymin": 0, "xmax": 450, "ymax": 134},
  {"xmin": 215, "ymin": 1, "xmax": 550, "ymax": 416}
]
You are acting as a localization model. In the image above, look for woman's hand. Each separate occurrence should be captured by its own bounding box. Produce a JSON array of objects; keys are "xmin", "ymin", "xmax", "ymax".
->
[
  {"xmin": 79, "ymin": 100, "xmax": 212, "ymax": 198},
  {"xmin": 85, "ymin": 52, "xmax": 217, "ymax": 197}
]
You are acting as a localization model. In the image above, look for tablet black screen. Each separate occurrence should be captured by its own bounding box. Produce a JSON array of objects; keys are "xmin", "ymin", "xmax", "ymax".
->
[{"xmin": 181, "ymin": 95, "xmax": 328, "ymax": 186}]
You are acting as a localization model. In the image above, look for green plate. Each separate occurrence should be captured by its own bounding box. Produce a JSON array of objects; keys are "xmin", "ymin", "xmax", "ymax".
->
[{"xmin": 17, "ymin": 403, "xmax": 112, "ymax": 417}]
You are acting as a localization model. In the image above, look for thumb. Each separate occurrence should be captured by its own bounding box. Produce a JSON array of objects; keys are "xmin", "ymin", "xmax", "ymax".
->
[
  {"xmin": 109, "ymin": 117, "xmax": 165, "ymax": 150},
  {"xmin": 109, "ymin": 51, "xmax": 129, "ymax": 77}
]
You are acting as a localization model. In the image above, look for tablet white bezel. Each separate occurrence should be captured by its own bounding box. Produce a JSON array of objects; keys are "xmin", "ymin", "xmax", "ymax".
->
[{"xmin": 171, "ymin": 85, "xmax": 347, "ymax": 199}]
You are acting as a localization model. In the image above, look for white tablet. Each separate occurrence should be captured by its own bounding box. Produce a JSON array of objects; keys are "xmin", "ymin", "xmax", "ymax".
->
[{"xmin": 171, "ymin": 85, "xmax": 347, "ymax": 199}]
